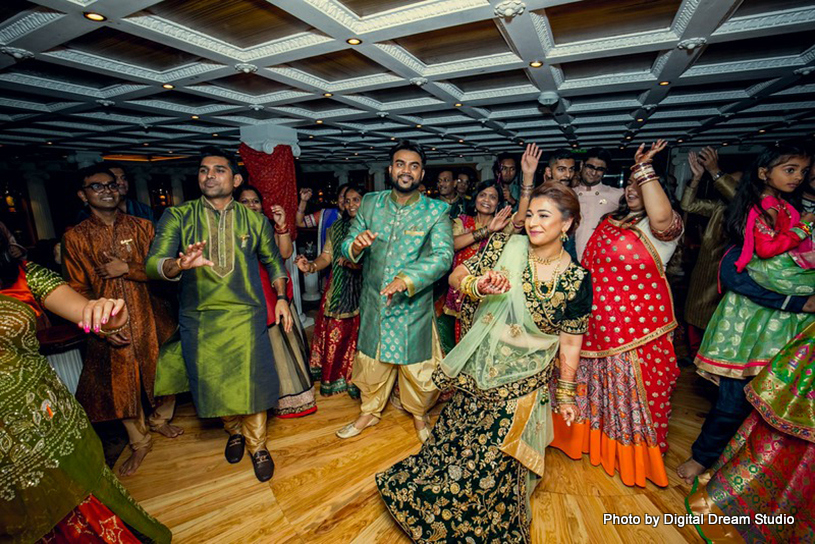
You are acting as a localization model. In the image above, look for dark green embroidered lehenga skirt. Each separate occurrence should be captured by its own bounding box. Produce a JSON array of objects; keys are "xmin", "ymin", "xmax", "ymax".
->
[{"xmin": 376, "ymin": 388, "xmax": 533, "ymax": 544}]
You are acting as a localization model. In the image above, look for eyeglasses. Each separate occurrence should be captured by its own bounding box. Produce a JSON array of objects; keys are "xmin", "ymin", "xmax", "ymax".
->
[
  {"xmin": 82, "ymin": 181, "xmax": 119, "ymax": 193},
  {"xmin": 584, "ymin": 164, "xmax": 608, "ymax": 173}
]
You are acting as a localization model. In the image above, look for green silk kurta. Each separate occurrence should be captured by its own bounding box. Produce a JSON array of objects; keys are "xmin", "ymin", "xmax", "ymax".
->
[
  {"xmin": 146, "ymin": 197, "xmax": 287, "ymax": 418},
  {"xmin": 341, "ymin": 190, "xmax": 453, "ymax": 365}
]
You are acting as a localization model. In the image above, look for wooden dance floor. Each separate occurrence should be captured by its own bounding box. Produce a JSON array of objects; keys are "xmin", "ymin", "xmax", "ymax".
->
[{"xmin": 118, "ymin": 364, "xmax": 711, "ymax": 543}]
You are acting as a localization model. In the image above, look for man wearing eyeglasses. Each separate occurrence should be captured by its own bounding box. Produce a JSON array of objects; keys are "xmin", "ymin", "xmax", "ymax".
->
[
  {"xmin": 75, "ymin": 163, "xmax": 154, "ymax": 224},
  {"xmin": 573, "ymin": 147, "xmax": 622, "ymax": 260},
  {"xmin": 62, "ymin": 165, "xmax": 180, "ymax": 477}
]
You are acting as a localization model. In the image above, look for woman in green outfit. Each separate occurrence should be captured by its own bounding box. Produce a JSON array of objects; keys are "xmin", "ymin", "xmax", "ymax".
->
[
  {"xmin": 0, "ymin": 231, "xmax": 170, "ymax": 543},
  {"xmin": 377, "ymin": 182, "xmax": 592, "ymax": 543}
]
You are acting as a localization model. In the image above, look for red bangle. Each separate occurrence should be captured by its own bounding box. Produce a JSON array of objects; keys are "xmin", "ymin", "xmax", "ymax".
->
[{"xmin": 274, "ymin": 225, "xmax": 289, "ymax": 234}]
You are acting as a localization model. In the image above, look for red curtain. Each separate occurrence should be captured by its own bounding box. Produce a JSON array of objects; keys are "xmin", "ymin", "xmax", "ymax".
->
[{"xmin": 238, "ymin": 142, "xmax": 298, "ymax": 240}]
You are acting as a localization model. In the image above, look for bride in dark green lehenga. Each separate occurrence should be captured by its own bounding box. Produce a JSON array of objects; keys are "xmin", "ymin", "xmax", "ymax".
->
[{"xmin": 377, "ymin": 179, "xmax": 592, "ymax": 544}]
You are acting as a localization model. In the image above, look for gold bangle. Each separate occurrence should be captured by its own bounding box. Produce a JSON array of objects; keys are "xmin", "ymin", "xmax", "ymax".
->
[{"xmin": 175, "ymin": 257, "xmax": 183, "ymax": 270}]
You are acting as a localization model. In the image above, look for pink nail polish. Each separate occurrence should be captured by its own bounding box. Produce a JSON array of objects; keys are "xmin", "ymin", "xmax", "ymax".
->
[
  {"xmin": 84, "ymin": 326, "xmax": 90, "ymax": 333},
  {"xmin": 102, "ymin": 318, "xmax": 108, "ymax": 325},
  {"xmin": 95, "ymin": 325, "xmax": 100, "ymax": 333}
]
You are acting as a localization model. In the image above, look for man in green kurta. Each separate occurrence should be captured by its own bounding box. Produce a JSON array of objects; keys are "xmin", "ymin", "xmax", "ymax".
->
[
  {"xmin": 337, "ymin": 140, "xmax": 453, "ymax": 442},
  {"xmin": 146, "ymin": 146, "xmax": 292, "ymax": 482}
]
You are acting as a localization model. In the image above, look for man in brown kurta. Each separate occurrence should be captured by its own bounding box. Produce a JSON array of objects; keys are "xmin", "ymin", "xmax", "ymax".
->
[{"xmin": 62, "ymin": 165, "xmax": 180, "ymax": 476}]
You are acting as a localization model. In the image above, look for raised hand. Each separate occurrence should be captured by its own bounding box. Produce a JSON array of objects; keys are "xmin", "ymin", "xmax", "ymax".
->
[
  {"xmin": 488, "ymin": 206, "xmax": 513, "ymax": 233},
  {"xmin": 299, "ymin": 188, "xmax": 313, "ymax": 202},
  {"xmin": 634, "ymin": 139, "xmax": 667, "ymax": 164},
  {"xmin": 521, "ymin": 143, "xmax": 543, "ymax": 176},
  {"xmin": 698, "ymin": 146, "xmax": 721, "ymax": 175},
  {"xmin": 351, "ymin": 229, "xmax": 377, "ymax": 256},
  {"xmin": 178, "ymin": 240, "xmax": 214, "ymax": 270},
  {"xmin": 688, "ymin": 151, "xmax": 704, "ymax": 180},
  {"xmin": 270, "ymin": 205, "xmax": 287, "ymax": 227},
  {"xmin": 476, "ymin": 270, "xmax": 510, "ymax": 295},
  {"xmin": 380, "ymin": 276, "xmax": 407, "ymax": 306}
]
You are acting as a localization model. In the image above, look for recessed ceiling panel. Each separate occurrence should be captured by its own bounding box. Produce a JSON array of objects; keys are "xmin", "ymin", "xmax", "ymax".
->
[
  {"xmin": 144, "ymin": 0, "xmax": 314, "ymax": 48},
  {"xmin": 285, "ymin": 49, "xmax": 387, "ymax": 81},
  {"xmin": 362, "ymin": 85, "xmax": 431, "ymax": 103},
  {"xmin": 392, "ymin": 20, "xmax": 509, "ymax": 65},
  {"xmin": 1, "ymin": 59, "xmax": 128, "ymax": 89},
  {"xmin": 560, "ymin": 52, "xmax": 658, "ymax": 80},
  {"xmin": 542, "ymin": 0, "xmax": 682, "ymax": 45},
  {"xmin": 209, "ymin": 73, "xmax": 292, "ymax": 95},
  {"xmin": 733, "ymin": 0, "xmax": 815, "ymax": 17},
  {"xmin": 63, "ymin": 28, "xmax": 201, "ymax": 71},
  {"xmin": 338, "ymin": 0, "xmax": 429, "ymax": 18},
  {"xmin": 444, "ymin": 70, "xmax": 531, "ymax": 92},
  {"xmin": 697, "ymin": 31, "xmax": 814, "ymax": 64}
]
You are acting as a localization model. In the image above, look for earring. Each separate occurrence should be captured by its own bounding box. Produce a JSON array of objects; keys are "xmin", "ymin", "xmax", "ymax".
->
[{"xmin": 560, "ymin": 232, "xmax": 568, "ymax": 242}]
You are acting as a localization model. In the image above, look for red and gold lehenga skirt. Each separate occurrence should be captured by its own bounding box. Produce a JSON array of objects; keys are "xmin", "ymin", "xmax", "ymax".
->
[
  {"xmin": 686, "ymin": 321, "xmax": 815, "ymax": 543},
  {"xmin": 309, "ymin": 294, "xmax": 360, "ymax": 398},
  {"xmin": 551, "ymin": 218, "xmax": 680, "ymax": 488},
  {"xmin": 38, "ymin": 496, "xmax": 141, "ymax": 544}
]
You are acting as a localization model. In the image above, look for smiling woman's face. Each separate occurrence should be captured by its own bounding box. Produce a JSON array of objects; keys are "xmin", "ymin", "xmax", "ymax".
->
[{"xmin": 525, "ymin": 196, "xmax": 570, "ymax": 247}]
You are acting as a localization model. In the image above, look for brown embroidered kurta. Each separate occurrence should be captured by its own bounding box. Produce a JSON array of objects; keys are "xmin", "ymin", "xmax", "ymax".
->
[{"xmin": 62, "ymin": 212, "xmax": 176, "ymax": 422}]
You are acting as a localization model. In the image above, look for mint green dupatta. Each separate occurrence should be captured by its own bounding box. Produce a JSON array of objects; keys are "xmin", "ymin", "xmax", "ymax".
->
[{"xmin": 440, "ymin": 235, "xmax": 559, "ymax": 490}]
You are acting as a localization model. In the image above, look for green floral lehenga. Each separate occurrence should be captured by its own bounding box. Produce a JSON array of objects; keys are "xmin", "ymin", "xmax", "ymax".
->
[{"xmin": 376, "ymin": 234, "xmax": 591, "ymax": 543}]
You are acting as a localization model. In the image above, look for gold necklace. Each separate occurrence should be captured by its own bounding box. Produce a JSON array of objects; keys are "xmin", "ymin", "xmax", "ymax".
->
[
  {"xmin": 529, "ymin": 247, "xmax": 563, "ymax": 266},
  {"xmin": 529, "ymin": 248, "xmax": 564, "ymax": 300}
]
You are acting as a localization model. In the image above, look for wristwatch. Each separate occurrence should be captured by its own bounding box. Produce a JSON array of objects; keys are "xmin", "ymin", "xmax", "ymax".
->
[{"xmin": 712, "ymin": 171, "xmax": 724, "ymax": 181}]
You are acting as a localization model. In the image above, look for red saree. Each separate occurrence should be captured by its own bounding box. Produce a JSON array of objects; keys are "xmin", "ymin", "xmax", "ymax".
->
[{"xmin": 551, "ymin": 217, "xmax": 680, "ymax": 487}]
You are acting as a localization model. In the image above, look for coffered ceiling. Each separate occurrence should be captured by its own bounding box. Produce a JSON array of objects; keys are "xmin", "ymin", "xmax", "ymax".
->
[{"xmin": 0, "ymin": 0, "xmax": 813, "ymax": 164}]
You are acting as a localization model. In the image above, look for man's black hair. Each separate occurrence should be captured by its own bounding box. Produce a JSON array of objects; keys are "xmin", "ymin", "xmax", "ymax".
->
[
  {"xmin": 584, "ymin": 147, "xmax": 612, "ymax": 166},
  {"xmin": 547, "ymin": 149, "xmax": 574, "ymax": 167},
  {"xmin": 200, "ymin": 146, "xmax": 240, "ymax": 174},
  {"xmin": 388, "ymin": 140, "xmax": 426, "ymax": 167},
  {"xmin": 78, "ymin": 164, "xmax": 116, "ymax": 190}
]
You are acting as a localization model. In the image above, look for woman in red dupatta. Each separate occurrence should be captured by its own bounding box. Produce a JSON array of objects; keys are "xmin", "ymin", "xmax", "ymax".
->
[{"xmin": 551, "ymin": 140, "xmax": 684, "ymax": 487}]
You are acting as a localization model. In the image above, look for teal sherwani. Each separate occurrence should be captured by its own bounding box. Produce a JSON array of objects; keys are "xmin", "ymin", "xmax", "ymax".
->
[
  {"xmin": 341, "ymin": 190, "xmax": 453, "ymax": 365},
  {"xmin": 146, "ymin": 197, "xmax": 287, "ymax": 418}
]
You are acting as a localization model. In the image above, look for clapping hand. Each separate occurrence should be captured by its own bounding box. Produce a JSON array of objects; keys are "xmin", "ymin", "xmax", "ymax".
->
[
  {"xmin": 688, "ymin": 151, "xmax": 704, "ymax": 180},
  {"xmin": 476, "ymin": 270, "xmax": 510, "ymax": 295},
  {"xmin": 698, "ymin": 146, "xmax": 721, "ymax": 175},
  {"xmin": 634, "ymin": 139, "xmax": 667, "ymax": 164},
  {"xmin": 521, "ymin": 143, "xmax": 543, "ymax": 176}
]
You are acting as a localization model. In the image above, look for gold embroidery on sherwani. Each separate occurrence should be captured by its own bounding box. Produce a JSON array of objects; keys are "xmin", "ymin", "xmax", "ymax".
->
[{"xmin": 205, "ymin": 204, "xmax": 235, "ymax": 278}]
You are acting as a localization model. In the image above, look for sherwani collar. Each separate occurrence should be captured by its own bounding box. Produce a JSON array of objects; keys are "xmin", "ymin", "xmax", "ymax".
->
[
  {"xmin": 87, "ymin": 209, "xmax": 124, "ymax": 228},
  {"xmin": 201, "ymin": 195, "xmax": 236, "ymax": 212},
  {"xmin": 389, "ymin": 190, "xmax": 421, "ymax": 208}
]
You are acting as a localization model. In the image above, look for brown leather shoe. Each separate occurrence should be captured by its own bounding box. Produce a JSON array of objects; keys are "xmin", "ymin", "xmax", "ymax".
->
[
  {"xmin": 225, "ymin": 434, "xmax": 245, "ymax": 464},
  {"xmin": 251, "ymin": 449, "xmax": 275, "ymax": 482}
]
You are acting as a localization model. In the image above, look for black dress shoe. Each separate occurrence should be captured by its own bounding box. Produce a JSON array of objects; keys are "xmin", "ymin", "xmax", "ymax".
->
[
  {"xmin": 225, "ymin": 434, "xmax": 245, "ymax": 464},
  {"xmin": 251, "ymin": 449, "xmax": 275, "ymax": 482}
]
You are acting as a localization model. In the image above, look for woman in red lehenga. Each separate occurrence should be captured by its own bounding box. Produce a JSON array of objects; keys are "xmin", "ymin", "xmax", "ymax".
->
[
  {"xmin": 296, "ymin": 186, "xmax": 365, "ymax": 398},
  {"xmin": 551, "ymin": 140, "xmax": 684, "ymax": 488}
]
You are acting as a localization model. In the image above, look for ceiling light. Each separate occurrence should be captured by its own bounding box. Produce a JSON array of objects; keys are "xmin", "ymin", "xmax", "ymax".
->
[
  {"xmin": 162, "ymin": 83, "xmax": 175, "ymax": 90},
  {"xmin": 659, "ymin": 81, "xmax": 670, "ymax": 86},
  {"xmin": 454, "ymin": 103, "xmax": 463, "ymax": 107},
  {"xmin": 83, "ymin": 12, "xmax": 106, "ymax": 22},
  {"xmin": 619, "ymin": 146, "xmax": 625, "ymax": 150},
  {"xmin": 677, "ymin": 139, "xmax": 684, "ymax": 143},
  {"xmin": 191, "ymin": 115, "xmax": 199, "ymax": 120},
  {"xmin": 168, "ymin": 150, "xmax": 173, "ymax": 154},
  {"xmin": 324, "ymin": 92, "xmax": 333, "ymax": 97},
  {"xmin": 458, "ymin": 139, "xmax": 464, "ymax": 143},
  {"xmin": 529, "ymin": 61, "xmax": 543, "ymax": 68},
  {"xmin": 316, "ymin": 119, "xmax": 323, "ymax": 124},
  {"xmin": 143, "ymin": 142, "xmax": 149, "ymax": 146},
  {"xmin": 625, "ymin": 136, "xmax": 632, "ymax": 140},
  {"xmin": 572, "ymin": 143, "xmax": 578, "ymax": 148},
  {"xmin": 308, "ymin": 135, "xmax": 314, "ymax": 139},
  {"xmin": 390, "ymin": 137, "xmax": 396, "ymax": 141},
  {"xmin": 415, "ymin": 124, "xmax": 422, "ymax": 128},
  {"xmin": 636, "ymin": 118, "xmax": 644, "ymax": 122},
  {"xmin": 212, "ymin": 133, "xmax": 219, "ymax": 137},
  {"xmin": 46, "ymin": 141, "xmax": 53, "ymax": 145},
  {"xmin": 354, "ymin": 152, "xmax": 359, "ymax": 156},
  {"xmin": 431, "ymin": 147, "xmax": 436, "ymax": 151},
  {"xmin": 346, "ymin": 38, "xmax": 362, "ymax": 45},
  {"xmin": 759, "ymin": 129, "xmax": 766, "ymax": 133},
  {"xmin": 722, "ymin": 142, "xmax": 729, "ymax": 146}
]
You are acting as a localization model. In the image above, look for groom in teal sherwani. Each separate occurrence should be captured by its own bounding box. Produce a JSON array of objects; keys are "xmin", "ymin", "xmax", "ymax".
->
[{"xmin": 337, "ymin": 140, "xmax": 453, "ymax": 442}]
